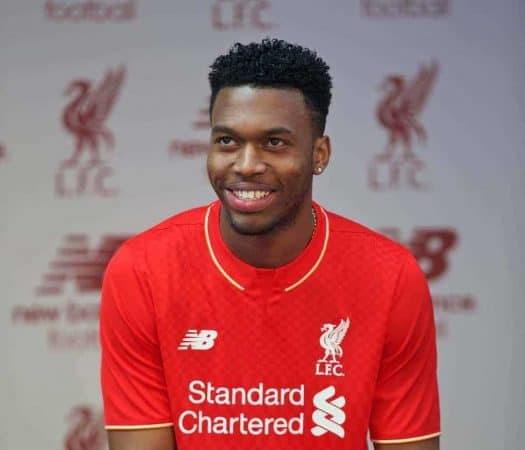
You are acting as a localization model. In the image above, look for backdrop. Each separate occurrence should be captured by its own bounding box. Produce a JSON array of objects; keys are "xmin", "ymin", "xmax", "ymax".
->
[{"xmin": 2, "ymin": 1, "xmax": 524, "ymax": 449}]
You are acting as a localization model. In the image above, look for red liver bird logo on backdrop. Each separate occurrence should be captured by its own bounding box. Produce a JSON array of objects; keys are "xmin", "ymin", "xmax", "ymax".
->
[
  {"xmin": 64, "ymin": 406, "xmax": 106, "ymax": 450},
  {"xmin": 376, "ymin": 63, "xmax": 438, "ymax": 156},
  {"xmin": 62, "ymin": 66, "xmax": 125, "ymax": 164}
]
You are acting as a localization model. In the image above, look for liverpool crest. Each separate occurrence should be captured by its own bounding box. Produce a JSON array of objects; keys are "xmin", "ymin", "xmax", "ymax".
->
[{"xmin": 315, "ymin": 318, "xmax": 350, "ymax": 377}]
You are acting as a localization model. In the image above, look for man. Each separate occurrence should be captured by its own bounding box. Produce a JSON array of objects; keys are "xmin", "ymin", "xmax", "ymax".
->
[{"xmin": 100, "ymin": 38, "xmax": 440, "ymax": 450}]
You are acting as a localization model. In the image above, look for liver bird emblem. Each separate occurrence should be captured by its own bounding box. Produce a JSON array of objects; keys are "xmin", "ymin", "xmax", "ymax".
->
[
  {"xmin": 376, "ymin": 63, "xmax": 438, "ymax": 156},
  {"xmin": 319, "ymin": 317, "xmax": 350, "ymax": 362},
  {"xmin": 64, "ymin": 406, "xmax": 106, "ymax": 450},
  {"xmin": 62, "ymin": 66, "xmax": 125, "ymax": 164}
]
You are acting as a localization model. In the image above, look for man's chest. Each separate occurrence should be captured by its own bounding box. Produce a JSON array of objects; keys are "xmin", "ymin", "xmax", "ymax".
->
[
  {"xmin": 152, "ymin": 278, "xmax": 390, "ymax": 448},
  {"xmin": 157, "ymin": 275, "xmax": 388, "ymax": 377}
]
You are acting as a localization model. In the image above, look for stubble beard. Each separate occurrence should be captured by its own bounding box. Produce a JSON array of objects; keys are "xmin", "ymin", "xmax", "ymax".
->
[{"xmin": 224, "ymin": 200, "xmax": 299, "ymax": 236}]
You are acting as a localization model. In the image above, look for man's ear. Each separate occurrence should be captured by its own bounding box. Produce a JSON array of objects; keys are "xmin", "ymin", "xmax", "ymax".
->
[{"xmin": 312, "ymin": 135, "xmax": 331, "ymax": 175}]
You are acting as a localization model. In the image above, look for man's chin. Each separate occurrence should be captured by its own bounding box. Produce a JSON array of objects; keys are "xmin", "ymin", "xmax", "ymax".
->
[
  {"xmin": 220, "ymin": 196, "xmax": 302, "ymax": 237},
  {"xmin": 228, "ymin": 215, "xmax": 276, "ymax": 236}
]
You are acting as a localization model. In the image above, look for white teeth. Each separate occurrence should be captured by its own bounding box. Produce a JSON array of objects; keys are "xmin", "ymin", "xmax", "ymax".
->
[{"xmin": 232, "ymin": 190, "xmax": 270, "ymax": 200}]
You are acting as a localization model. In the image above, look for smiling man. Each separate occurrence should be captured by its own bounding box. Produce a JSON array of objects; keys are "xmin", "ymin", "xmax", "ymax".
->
[{"xmin": 100, "ymin": 39, "xmax": 440, "ymax": 450}]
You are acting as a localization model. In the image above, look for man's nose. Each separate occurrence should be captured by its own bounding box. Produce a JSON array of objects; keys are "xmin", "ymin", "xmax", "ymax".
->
[{"xmin": 233, "ymin": 145, "xmax": 266, "ymax": 176}]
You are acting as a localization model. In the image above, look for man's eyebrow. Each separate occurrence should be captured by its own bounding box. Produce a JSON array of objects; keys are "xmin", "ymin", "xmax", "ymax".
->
[
  {"xmin": 211, "ymin": 125, "xmax": 237, "ymax": 135},
  {"xmin": 211, "ymin": 125, "xmax": 294, "ymax": 136},
  {"xmin": 262, "ymin": 127, "xmax": 293, "ymax": 136}
]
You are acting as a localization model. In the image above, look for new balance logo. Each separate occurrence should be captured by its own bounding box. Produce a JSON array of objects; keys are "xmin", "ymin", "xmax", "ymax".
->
[
  {"xmin": 311, "ymin": 386, "xmax": 346, "ymax": 439},
  {"xmin": 178, "ymin": 329, "xmax": 218, "ymax": 350},
  {"xmin": 36, "ymin": 234, "xmax": 129, "ymax": 296}
]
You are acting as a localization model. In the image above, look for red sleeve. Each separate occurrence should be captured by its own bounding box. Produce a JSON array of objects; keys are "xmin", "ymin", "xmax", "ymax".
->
[
  {"xmin": 100, "ymin": 242, "xmax": 172, "ymax": 429},
  {"xmin": 369, "ymin": 253, "xmax": 440, "ymax": 444}
]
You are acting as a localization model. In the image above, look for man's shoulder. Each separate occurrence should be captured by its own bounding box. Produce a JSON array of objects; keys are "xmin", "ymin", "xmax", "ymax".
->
[
  {"xmin": 325, "ymin": 207, "xmax": 398, "ymax": 242},
  {"xmin": 112, "ymin": 203, "xmax": 211, "ymax": 261},
  {"xmin": 325, "ymin": 208, "xmax": 370, "ymax": 233},
  {"xmin": 147, "ymin": 204, "xmax": 209, "ymax": 232},
  {"xmin": 323, "ymin": 206, "xmax": 409, "ymax": 260}
]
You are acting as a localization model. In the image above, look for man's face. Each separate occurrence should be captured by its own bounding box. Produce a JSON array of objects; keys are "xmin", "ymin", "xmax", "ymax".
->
[{"xmin": 207, "ymin": 86, "xmax": 317, "ymax": 236}]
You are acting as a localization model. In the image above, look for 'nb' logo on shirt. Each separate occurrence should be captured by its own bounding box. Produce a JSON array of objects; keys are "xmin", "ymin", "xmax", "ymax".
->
[
  {"xmin": 311, "ymin": 386, "xmax": 346, "ymax": 438},
  {"xmin": 178, "ymin": 329, "xmax": 218, "ymax": 350}
]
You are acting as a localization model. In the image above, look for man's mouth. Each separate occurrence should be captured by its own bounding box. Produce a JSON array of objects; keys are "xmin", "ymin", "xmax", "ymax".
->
[
  {"xmin": 231, "ymin": 190, "xmax": 271, "ymax": 201},
  {"xmin": 224, "ymin": 187, "xmax": 275, "ymax": 213}
]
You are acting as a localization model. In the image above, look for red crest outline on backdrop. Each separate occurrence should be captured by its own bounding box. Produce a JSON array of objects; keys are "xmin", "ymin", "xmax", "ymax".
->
[
  {"xmin": 56, "ymin": 66, "xmax": 125, "ymax": 196},
  {"xmin": 377, "ymin": 63, "xmax": 438, "ymax": 157},
  {"xmin": 62, "ymin": 66, "xmax": 125, "ymax": 165},
  {"xmin": 64, "ymin": 405, "xmax": 106, "ymax": 450},
  {"xmin": 368, "ymin": 62, "xmax": 439, "ymax": 191}
]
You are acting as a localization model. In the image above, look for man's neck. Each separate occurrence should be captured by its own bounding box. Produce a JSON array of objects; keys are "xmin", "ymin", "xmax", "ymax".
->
[{"xmin": 219, "ymin": 203, "xmax": 316, "ymax": 269}]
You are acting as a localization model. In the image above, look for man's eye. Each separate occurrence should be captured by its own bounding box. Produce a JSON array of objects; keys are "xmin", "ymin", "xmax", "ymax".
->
[
  {"xmin": 217, "ymin": 136, "xmax": 234, "ymax": 145},
  {"xmin": 267, "ymin": 138, "xmax": 284, "ymax": 147}
]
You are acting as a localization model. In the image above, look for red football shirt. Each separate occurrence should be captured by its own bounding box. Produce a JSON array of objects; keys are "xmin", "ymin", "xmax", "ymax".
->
[{"xmin": 100, "ymin": 201, "xmax": 440, "ymax": 449}]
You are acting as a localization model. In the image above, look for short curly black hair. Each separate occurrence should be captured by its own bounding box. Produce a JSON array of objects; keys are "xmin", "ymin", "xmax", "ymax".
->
[{"xmin": 209, "ymin": 38, "xmax": 332, "ymax": 135}]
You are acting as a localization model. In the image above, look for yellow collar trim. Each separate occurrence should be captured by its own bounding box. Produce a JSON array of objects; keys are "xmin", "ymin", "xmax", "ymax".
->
[{"xmin": 204, "ymin": 204, "xmax": 330, "ymax": 292}]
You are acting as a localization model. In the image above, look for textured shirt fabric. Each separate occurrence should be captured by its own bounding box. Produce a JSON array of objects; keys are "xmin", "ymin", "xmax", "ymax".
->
[{"xmin": 100, "ymin": 201, "xmax": 440, "ymax": 449}]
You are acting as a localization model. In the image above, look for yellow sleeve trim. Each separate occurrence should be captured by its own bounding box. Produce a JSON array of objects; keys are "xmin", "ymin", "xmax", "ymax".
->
[
  {"xmin": 372, "ymin": 431, "xmax": 441, "ymax": 444},
  {"xmin": 105, "ymin": 422, "xmax": 173, "ymax": 430}
]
